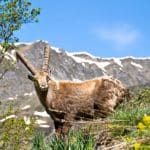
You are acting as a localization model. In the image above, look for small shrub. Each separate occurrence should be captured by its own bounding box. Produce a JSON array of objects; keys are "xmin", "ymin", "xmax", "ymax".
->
[{"xmin": 0, "ymin": 105, "xmax": 35, "ymax": 150}]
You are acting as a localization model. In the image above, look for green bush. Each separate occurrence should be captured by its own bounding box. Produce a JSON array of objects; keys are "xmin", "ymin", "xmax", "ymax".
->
[
  {"xmin": 0, "ymin": 105, "xmax": 35, "ymax": 150},
  {"xmin": 107, "ymin": 87, "xmax": 150, "ymax": 148}
]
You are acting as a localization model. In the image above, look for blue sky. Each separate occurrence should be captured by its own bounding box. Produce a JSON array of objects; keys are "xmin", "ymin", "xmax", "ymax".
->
[{"xmin": 15, "ymin": 0, "xmax": 150, "ymax": 57}]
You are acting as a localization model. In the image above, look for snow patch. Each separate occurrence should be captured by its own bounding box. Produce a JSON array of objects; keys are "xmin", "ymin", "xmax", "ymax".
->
[
  {"xmin": 21, "ymin": 105, "xmax": 31, "ymax": 110},
  {"xmin": 105, "ymin": 56, "xmax": 150, "ymax": 60},
  {"xmin": 82, "ymin": 62, "xmax": 86, "ymax": 67},
  {"xmin": 100, "ymin": 56, "xmax": 150, "ymax": 60},
  {"xmin": 119, "ymin": 67, "xmax": 123, "ymax": 71},
  {"xmin": 120, "ymin": 56, "xmax": 150, "ymax": 60},
  {"xmin": 35, "ymin": 119, "xmax": 47, "ymax": 124},
  {"xmin": 67, "ymin": 51, "xmax": 150, "ymax": 61},
  {"xmin": 8, "ymin": 95, "xmax": 18, "ymax": 100},
  {"xmin": 39, "ymin": 124, "xmax": 50, "ymax": 128},
  {"xmin": 96, "ymin": 62, "xmax": 110, "ymax": 71},
  {"xmin": 24, "ymin": 92, "xmax": 33, "ymax": 96},
  {"xmin": 0, "ymin": 115, "xmax": 17, "ymax": 123},
  {"xmin": 8, "ymin": 97, "xmax": 15, "ymax": 100},
  {"xmin": 69, "ymin": 51, "xmax": 97, "ymax": 59},
  {"xmin": 23, "ymin": 116, "xmax": 31, "ymax": 125},
  {"xmin": 51, "ymin": 46, "xmax": 61, "ymax": 53},
  {"xmin": 113, "ymin": 58, "xmax": 123, "ymax": 67},
  {"xmin": 14, "ymin": 42, "xmax": 33, "ymax": 46},
  {"xmin": 131, "ymin": 62, "xmax": 143, "ymax": 69},
  {"xmin": 34, "ymin": 111, "xmax": 49, "ymax": 117},
  {"xmin": 67, "ymin": 52, "xmax": 110, "ymax": 71}
]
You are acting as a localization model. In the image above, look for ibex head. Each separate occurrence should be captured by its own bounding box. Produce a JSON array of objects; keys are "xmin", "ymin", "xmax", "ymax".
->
[
  {"xmin": 28, "ymin": 71, "xmax": 50, "ymax": 91},
  {"xmin": 16, "ymin": 44, "xmax": 51, "ymax": 91}
]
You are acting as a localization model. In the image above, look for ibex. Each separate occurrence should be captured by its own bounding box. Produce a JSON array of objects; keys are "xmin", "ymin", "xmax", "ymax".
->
[{"xmin": 16, "ymin": 45, "xmax": 129, "ymax": 134}]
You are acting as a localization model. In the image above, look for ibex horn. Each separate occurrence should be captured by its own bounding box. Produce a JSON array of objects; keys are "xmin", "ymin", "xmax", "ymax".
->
[{"xmin": 42, "ymin": 44, "xmax": 50, "ymax": 72}]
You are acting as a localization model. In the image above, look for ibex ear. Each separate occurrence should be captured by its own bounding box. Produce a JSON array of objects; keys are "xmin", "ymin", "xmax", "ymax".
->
[
  {"xmin": 49, "ymin": 70, "xmax": 52, "ymax": 75},
  {"xmin": 28, "ymin": 74, "xmax": 35, "ymax": 81}
]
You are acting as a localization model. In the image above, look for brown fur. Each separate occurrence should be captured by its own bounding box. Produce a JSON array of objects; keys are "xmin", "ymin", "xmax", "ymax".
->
[{"xmin": 34, "ymin": 76, "xmax": 129, "ymax": 134}]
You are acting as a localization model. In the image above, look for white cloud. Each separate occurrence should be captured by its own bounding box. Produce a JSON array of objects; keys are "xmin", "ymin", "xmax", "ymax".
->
[{"xmin": 94, "ymin": 24, "xmax": 139, "ymax": 48}]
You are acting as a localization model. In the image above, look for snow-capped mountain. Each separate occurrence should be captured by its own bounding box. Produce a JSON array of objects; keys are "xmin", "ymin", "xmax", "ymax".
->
[{"xmin": 0, "ymin": 41, "xmax": 150, "ymax": 100}]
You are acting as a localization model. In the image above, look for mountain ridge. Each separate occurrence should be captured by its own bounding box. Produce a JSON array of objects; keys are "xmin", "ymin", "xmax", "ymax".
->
[{"xmin": 0, "ymin": 41, "xmax": 150, "ymax": 100}]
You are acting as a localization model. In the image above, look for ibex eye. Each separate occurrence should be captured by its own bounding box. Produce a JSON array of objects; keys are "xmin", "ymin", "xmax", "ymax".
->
[
  {"xmin": 28, "ymin": 74, "xmax": 35, "ymax": 81},
  {"xmin": 46, "ymin": 76, "xmax": 50, "ymax": 81}
]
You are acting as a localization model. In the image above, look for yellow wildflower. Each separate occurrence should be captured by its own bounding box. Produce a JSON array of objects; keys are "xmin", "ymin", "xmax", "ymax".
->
[
  {"xmin": 137, "ymin": 122, "xmax": 146, "ymax": 131},
  {"xmin": 143, "ymin": 115, "xmax": 150, "ymax": 126},
  {"xmin": 133, "ymin": 143, "xmax": 141, "ymax": 150},
  {"xmin": 107, "ymin": 124, "xmax": 113, "ymax": 129},
  {"xmin": 125, "ymin": 137, "xmax": 132, "ymax": 142}
]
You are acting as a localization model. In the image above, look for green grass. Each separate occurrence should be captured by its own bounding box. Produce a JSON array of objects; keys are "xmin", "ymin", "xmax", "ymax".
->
[
  {"xmin": 107, "ymin": 87, "xmax": 150, "ymax": 149},
  {"xmin": 32, "ymin": 132, "xmax": 47, "ymax": 150},
  {"xmin": 1, "ymin": 87, "xmax": 150, "ymax": 149},
  {"xmin": 109, "ymin": 87, "xmax": 150, "ymax": 125},
  {"xmin": 32, "ymin": 130, "xmax": 96, "ymax": 150}
]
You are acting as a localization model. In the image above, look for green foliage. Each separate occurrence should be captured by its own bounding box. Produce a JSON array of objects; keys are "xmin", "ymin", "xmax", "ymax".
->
[
  {"xmin": 0, "ymin": 0, "xmax": 40, "ymax": 49},
  {"xmin": 0, "ymin": 43, "xmax": 16, "ymax": 80},
  {"xmin": 0, "ymin": 105, "xmax": 35, "ymax": 150},
  {"xmin": 110, "ymin": 87, "xmax": 150, "ymax": 126},
  {"xmin": 0, "ymin": 42, "xmax": 16, "ymax": 53},
  {"xmin": 32, "ymin": 132, "xmax": 47, "ymax": 150},
  {"xmin": 32, "ymin": 130, "xmax": 96, "ymax": 150},
  {"xmin": 107, "ymin": 87, "xmax": 150, "ymax": 149}
]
